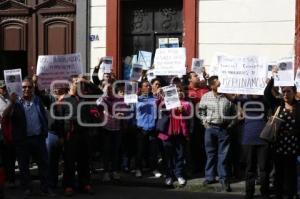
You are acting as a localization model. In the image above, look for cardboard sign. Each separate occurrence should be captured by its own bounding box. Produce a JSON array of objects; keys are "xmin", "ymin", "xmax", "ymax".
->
[
  {"xmin": 4, "ymin": 69, "xmax": 22, "ymax": 96},
  {"xmin": 124, "ymin": 82, "xmax": 138, "ymax": 104},
  {"xmin": 100, "ymin": 56, "xmax": 113, "ymax": 73},
  {"xmin": 37, "ymin": 53, "xmax": 83, "ymax": 89},
  {"xmin": 130, "ymin": 63, "xmax": 143, "ymax": 81}
]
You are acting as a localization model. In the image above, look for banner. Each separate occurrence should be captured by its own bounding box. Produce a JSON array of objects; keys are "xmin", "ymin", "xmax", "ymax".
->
[
  {"xmin": 37, "ymin": 53, "xmax": 83, "ymax": 89},
  {"xmin": 274, "ymin": 58, "xmax": 294, "ymax": 87},
  {"xmin": 124, "ymin": 82, "xmax": 138, "ymax": 104},
  {"xmin": 162, "ymin": 85, "xmax": 181, "ymax": 110},
  {"xmin": 153, "ymin": 48, "xmax": 186, "ymax": 76},
  {"xmin": 217, "ymin": 55, "xmax": 268, "ymax": 95},
  {"xmin": 4, "ymin": 69, "xmax": 22, "ymax": 96},
  {"xmin": 138, "ymin": 51, "xmax": 152, "ymax": 70}
]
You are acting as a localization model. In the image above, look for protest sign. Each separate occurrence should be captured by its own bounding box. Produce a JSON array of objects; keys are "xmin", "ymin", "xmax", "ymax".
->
[
  {"xmin": 217, "ymin": 55, "xmax": 268, "ymax": 95},
  {"xmin": 162, "ymin": 85, "xmax": 181, "ymax": 110},
  {"xmin": 267, "ymin": 62, "xmax": 277, "ymax": 79},
  {"xmin": 192, "ymin": 58, "xmax": 205, "ymax": 80},
  {"xmin": 146, "ymin": 69, "xmax": 156, "ymax": 83},
  {"xmin": 100, "ymin": 56, "xmax": 113, "ymax": 73},
  {"xmin": 295, "ymin": 69, "xmax": 300, "ymax": 92},
  {"xmin": 153, "ymin": 48, "xmax": 186, "ymax": 76},
  {"xmin": 37, "ymin": 53, "xmax": 83, "ymax": 89},
  {"xmin": 274, "ymin": 58, "xmax": 294, "ymax": 87},
  {"xmin": 124, "ymin": 82, "xmax": 138, "ymax": 104},
  {"xmin": 138, "ymin": 51, "xmax": 152, "ymax": 70},
  {"xmin": 130, "ymin": 63, "xmax": 143, "ymax": 81},
  {"xmin": 4, "ymin": 69, "xmax": 22, "ymax": 96}
]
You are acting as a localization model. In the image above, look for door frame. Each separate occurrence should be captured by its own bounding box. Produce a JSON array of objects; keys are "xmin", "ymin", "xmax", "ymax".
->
[{"xmin": 106, "ymin": 0, "xmax": 198, "ymax": 78}]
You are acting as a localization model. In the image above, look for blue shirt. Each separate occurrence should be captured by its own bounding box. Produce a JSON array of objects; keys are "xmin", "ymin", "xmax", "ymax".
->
[
  {"xmin": 23, "ymin": 100, "xmax": 42, "ymax": 137},
  {"xmin": 136, "ymin": 94, "xmax": 157, "ymax": 132}
]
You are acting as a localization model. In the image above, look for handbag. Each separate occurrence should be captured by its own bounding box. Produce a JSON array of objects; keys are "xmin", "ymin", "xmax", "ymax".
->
[{"xmin": 259, "ymin": 106, "xmax": 284, "ymax": 142}]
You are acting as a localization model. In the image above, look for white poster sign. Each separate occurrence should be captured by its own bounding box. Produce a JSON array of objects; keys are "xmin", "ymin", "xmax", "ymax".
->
[
  {"xmin": 124, "ymin": 82, "xmax": 138, "ymax": 104},
  {"xmin": 217, "ymin": 55, "xmax": 268, "ymax": 95},
  {"xmin": 37, "ymin": 53, "xmax": 83, "ymax": 89},
  {"xmin": 138, "ymin": 51, "xmax": 152, "ymax": 70},
  {"xmin": 274, "ymin": 58, "xmax": 294, "ymax": 87},
  {"xmin": 4, "ymin": 69, "xmax": 22, "ymax": 96},
  {"xmin": 162, "ymin": 85, "xmax": 181, "ymax": 110},
  {"xmin": 153, "ymin": 48, "xmax": 186, "ymax": 76},
  {"xmin": 267, "ymin": 62, "xmax": 277, "ymax": 79},
  {"xmin": 192, "ymin": 58, "xmax": 205, "ymax": 80},
  {"xmin": 295, "ymin": 69, "xmax": 300, "ymax": 92},
  {"xmin": 130, "ymin": 63, "xmax": 143, "ymax": 81},
  {"xmin": 100, "ymin": 56, "xmax": 113, "ymax": 73}
]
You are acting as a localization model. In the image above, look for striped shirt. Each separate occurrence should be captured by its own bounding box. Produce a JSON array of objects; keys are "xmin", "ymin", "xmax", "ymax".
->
[{"xmin": 199, "ymin": 91, "xmax": 236, "ymax": 126}]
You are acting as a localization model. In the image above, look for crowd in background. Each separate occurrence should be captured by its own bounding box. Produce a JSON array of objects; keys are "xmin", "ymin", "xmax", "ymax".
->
[{"xmin": 0, "ymin": 59, "xmax": 299, "ymax": 199}]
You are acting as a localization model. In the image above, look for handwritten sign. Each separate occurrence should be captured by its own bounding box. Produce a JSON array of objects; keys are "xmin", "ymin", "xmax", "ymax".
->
[
  {"xmin": 153, "ymin": 48, "xmax": 186, "ymax": 76},
  {"xmin": 217, "ymin": 55, "xmax": 268, "ymax": 95},
  {"xmin": 37, "ymin": 53, "xmax": 83, "ymax": 89}
]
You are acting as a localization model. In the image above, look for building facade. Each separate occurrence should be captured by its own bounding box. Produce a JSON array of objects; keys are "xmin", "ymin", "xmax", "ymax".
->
[{"xmin": 0, "ymin": 0, "xmax": 299, "ymax": 78}]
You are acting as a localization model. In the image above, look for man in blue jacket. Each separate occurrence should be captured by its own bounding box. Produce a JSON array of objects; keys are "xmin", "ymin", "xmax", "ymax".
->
[{"xmin": 5, "ymin": 77, "xmax": 53, "ymax": 197}]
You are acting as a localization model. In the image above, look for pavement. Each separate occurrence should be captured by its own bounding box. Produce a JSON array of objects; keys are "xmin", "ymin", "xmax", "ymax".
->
[{"xmin": 3, "ymin": 170, "xmax": 256, "ymax": 199}]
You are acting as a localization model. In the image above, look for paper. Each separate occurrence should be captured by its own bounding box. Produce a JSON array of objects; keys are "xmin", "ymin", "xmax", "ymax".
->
[
  {"xmin": 147, "ymin": 69, "xmax": 156, "ymax": 83},
  {"xmin": 124, "ymin": 82, "xmax": 138, "ymax": 104},
  {"xmin": 153, "ymin": 48, "xmax": 186, "ymax": 76},
  {"xmin": 100, "ymin": 56, "xmax": 113, "ymax": 73},
  {"xmin": 162, "ymin": 85, "xmax": 181, "ymax": 110},
  {"xmin": 217, "ymin": 55, "xmax": 268, "ymax": 95},
  {"xmin": 4, "ymin": 69, "xmax": 23, "ymax": 97},
  {"xmin": 138, "ymin": 51, "xmax": 152, "ymax": 70},
  {"xmin": 37, "ymin": 53, "xmax": 83, "ymax": 90},
  {"xmin": 159, "ymin": 38, "xmax": 169, "ymax": 48},
  {"xmin": 274, "ymin": 58, "xmax": 294, "ymax": 87},
  {"xmin": 168, "ymin": 38, "xmax": 179, "ymax": 48},
  {"xmin": 130, "ymin": 63, "xmax": 143, "ymax": 81},
  {"xmin": 192, "ymin": 58, "xmax": 205, "ymax": 80}
]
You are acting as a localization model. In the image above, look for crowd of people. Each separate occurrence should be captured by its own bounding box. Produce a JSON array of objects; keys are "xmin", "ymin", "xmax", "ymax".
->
[{"xmin": 0, "ymin": 59, "xmax": 299, "ymax": 199}]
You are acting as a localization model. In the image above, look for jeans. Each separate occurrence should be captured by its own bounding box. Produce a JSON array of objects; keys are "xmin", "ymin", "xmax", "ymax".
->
[
  {"xmin": 244, "ymin": 144, "xmax": 270, "ymax": 197},
  {"xmin": 163, "ymin": 135, "xmax": 185, "ymax": 178},
  {"xmin": 15, "ymin": 135, "xmax": 50, "ymax": 192},
  {"xmin": 204, "ymin": 126, "xmax": 231, "ymax": 181},
  {"xmin": 46, "ymin": 132, "xmax": 62, "ymax": 188}
]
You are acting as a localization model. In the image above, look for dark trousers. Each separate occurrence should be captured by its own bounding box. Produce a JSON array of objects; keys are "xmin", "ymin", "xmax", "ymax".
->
[
  {"xmin": 244, "ymin": 144, "xmax": 270, "ymax": 197},
  {"xmin": 204, "ymin": 126, "xmax": 231, "ymax": 181},
  {"xmin": 163, "ymin": 135, "xmax": 185, "ymax": 178},
  {"xmin": 121, "ymin": 126, "xmax": 136, "ymax": 170},
  {"xmin": 274, "ymin": 154, "xmax": 297, "ymax": 198},
  {"xmin": 15, "ymin": 135, "xmax": 49, "ymax": 192},
  {"xmin": 63, "ymin": 133, "xmax": 90, "ymax": 188},
  {"xmin": 3, "ymin": 143, "xmax": 16, "ymax": 183},
  {"xmin": 136, "ymin": 130, "xmax": 159, "ymax": 170},
  {"xmin": 46, "ymin": 132, "xmax": 62, "ymax": 188},
  {"xmin": 102, "ymin": 130, "xmax": 122, "ymax": 172}
]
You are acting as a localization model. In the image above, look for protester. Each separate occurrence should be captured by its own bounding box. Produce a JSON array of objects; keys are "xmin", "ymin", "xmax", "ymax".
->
[
  {"xmin": 199, "ymin": 76, "xmax": 236, "ymax": 192},
  {"xmin": 59, "ymin": 77, "xmax": 93, "ymax": 196},
  {"xmin": 264, "ymin": 77, "xmax": 300, "ymax": 199},
  {"xmin": 226, "ymin": 94, "xmax": 271, "ymax": 199},
  {"xmin": 158, "ymin": 85, "xmax": 191, "ymax": 186},
  {"xmin": 3, "ymin": 77, "xmax": 54, "ymax": 197},
  {"xmin": 135, "ymin": 80, "xmax": 161, "ymax": 178}
]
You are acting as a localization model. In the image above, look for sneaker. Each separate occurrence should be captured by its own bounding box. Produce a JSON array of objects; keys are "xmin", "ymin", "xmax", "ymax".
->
[
  {"xmin": 64, "ymin": 187, "xmax": 74, "ymax": 197},
  {"xmin": 82, "ymin": 185, "xmax": 94, "ymax": 195},
  {"xmin": 135, "ymin": 170, "xmax": 142, "ymax": 178},
  {"xmin": 112, "ymin": 171, "xmax": 121, "ymax": 180},
  {"xmin": 165, "ymin": 177, "xmax": 173, "ymax": 186},
  {"xmin": 177, "ymin": 177, "xmax": 186, "ymax": 186},
  {"xmin": 152, "ymin": 170, "xmax": 162, "ymax": 178},
  {"xmin": 102, "ymin": 172, "xmax": 111, "ymax": 182}
]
